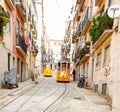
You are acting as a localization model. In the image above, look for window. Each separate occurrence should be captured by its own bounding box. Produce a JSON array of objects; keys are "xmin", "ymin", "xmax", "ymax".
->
[
  {"xmin": 67, "ymin": 63, "xmax": 70, "ymax": 70},
  {"xmin": 17, "ymin": 58, "xmax": 19, "ymax": 74},
  {"xmin": 104, "ymin": 45, "xmax": 110, "ymax": 66},
  {"xmin": 13, "ymin": 57, "xmax": 15, "ymax": 68},
  {"xmin": 80, "ymin": 37, "xmax": 83, "ymax": 47},
  {"xmin": 16, "ymin": 19, "xmax": 20, "ymax": 34},
  {"xmin": 94, "ymin": 84, "xmax": 98, "ymax": 92},
  {"xmin": 86, "ymin": 63, "xmax": 89, "ymax": 77},
  {"xmin": 21, "ymin": 28, "xmax": 24, "ymax": 36},
  {"xmin": 58, "ymin": 42, "xmax": 61, "ymax": 46},
  {"xmin": 8, "ymin": 53, "xmax": 11, "ymax": 71},
  {"xmin": 96, "ymin": 53, "xmax": 101, "ymax": 69},
  {"xmin": 58, "ymin": 63, "xmax": 60, "ymax": 70},
  {"xmin": 54, "ymin": 42, "xmax": 56, "ymax": 45},
  {"xmin": 62, "ymin": 63, "xmax": 66, "ymax": 70},
  {"xmin": 21, "ymin": 61, "xmax": 23, "ymax": 81},
  {"xmin": 6, "ymin": 13, "xmax": 11, "ymax": 33},
  {"xmin": 102, "ymin": 83, "xmax": 107, "ymax": 95}
]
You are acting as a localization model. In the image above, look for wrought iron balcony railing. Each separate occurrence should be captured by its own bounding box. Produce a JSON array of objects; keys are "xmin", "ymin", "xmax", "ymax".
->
[
  {"xmin": 81, "ymin": 8, "xmax": 89, "ymax": 32},
  {"xmin": 95, "ymin": 0, "xmax": 103, "ymax": 6},
  {"xmin": 16, "ymin": 34, "xmax": 27, "ymax": 55},
  {"xmin": 16, "ymin": 0, "xmax": 26, "ymax": 21},
  {"xmin": 72, "ymin": 31, "xmax": 77, "ymax": 43},
  {"xmin": 75, "ymin": 44, "xmax": 90, "ymax": 60},
  {"xmin": 31, "ymin": 44, "xmax": 39, "ymax": 55},
  {"xmin": 4, "ymin": 0, "xmax": 14, "ymax": 10}
]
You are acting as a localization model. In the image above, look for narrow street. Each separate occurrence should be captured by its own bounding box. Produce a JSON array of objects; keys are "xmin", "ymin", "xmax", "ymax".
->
[
  {"xmin": 0, "ymin": 71, "xmax": 111, "ymax": 112},
  {"xmin": 1, "ymin": 0, "xmax": 120, "ymax": 112}
]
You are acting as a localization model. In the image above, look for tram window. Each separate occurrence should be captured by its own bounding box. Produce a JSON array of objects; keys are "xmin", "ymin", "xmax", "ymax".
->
[
  {"xmin": 67, "ymin": 63, "xmax": 70, "ymax": 70},
  {"xmin": 58, "ymin": 63, "xmax": 60, "ymax": 70},
  {"xmin": 62, "ymin": 63, "xmax": 66, "ymax": 70},
  {"xmin": 44, "ymin": 64, "xmax": 46, "ymax": 69},
  {"xmin": 50, "ymin": 64, "xmax": 52, "ymax": 69}
]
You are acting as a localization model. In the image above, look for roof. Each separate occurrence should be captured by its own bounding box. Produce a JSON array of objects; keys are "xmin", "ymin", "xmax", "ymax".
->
[{"xmin": 58, "ymin": 58, "xmax": 70, "ymax": 63}]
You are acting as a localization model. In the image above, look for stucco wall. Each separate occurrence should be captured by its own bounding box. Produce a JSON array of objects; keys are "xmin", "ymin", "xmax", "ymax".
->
[
  {"xmin": 0, "ymin": 43, "xmax": 8, "ymax": 88},
  {"xmin": 111, "ymin": 32, "xmax": 120, "ymax": 112}
]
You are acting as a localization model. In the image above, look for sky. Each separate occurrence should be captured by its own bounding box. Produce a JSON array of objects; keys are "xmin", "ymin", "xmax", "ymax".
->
[{"xmin": 44, "ymin": 0, "xmax": 74, "ymax": 40}]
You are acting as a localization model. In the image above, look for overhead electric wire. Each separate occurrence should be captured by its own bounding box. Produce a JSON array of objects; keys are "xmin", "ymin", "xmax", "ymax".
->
[
  {"xmin": 70, "ymin": 0, "xmax": 74, "ymax": 14},
  {"xmin": 55, "ymin": 0, "xmax": 66, "ymax": 22}
]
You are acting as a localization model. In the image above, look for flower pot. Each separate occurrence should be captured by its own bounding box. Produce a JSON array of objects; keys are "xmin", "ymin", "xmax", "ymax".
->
[{"xmin": 0, "ymin": 35, "xmax": 3, "ymax": 41}]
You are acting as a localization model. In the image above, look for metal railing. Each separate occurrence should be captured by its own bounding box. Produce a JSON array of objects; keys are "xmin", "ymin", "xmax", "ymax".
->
[{"xmin": 16, "ymin": 34, "xmax": 27, "ymax": 54}]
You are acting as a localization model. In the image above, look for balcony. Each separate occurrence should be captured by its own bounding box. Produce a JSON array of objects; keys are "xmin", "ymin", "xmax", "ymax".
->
[
  {"xmin": 31, "ymin": 44, "xmax": 39, "ymax": 56},
  {"xmin": 95, "ymin": 0, "xmax": 104, "ymax": 7},
  {"xmin": 81, "ymin": 7, "xmax": 92, "ymax": 35},
  {"xmin": 72, "ymin": 32, "xmax": 77, "ymax": 43},
  {"xmin": 5, "ymin": 0, "xmax": 14, "ymax": 10},
  {"xmin": 16, "ymin": 34, "xmax": 27, "ymax": 56},
  {"xmin": 75, "ymin": 0, "xmax": 81, "ymax": 12},
  {"xmin": 31, "ymin": 17, "xmax": 37, "ymax": 38},
  {"xmin": 28, "ymin": 7, "xmax": 32, "ymax": 22},
  {"xmin": 77, "ymin": 0, "xmax": 81, "ymax": 4},
  {"xmin": 41, "ymin": 46, "xmax": 46, "ymax": 54},
  {"xmin": 30, "ymin": 16, "xmax": 34, "ymax": 29},
  {"xmin": 90, "ymin": 14, "xmax": 113, "ymax": 45},
  {"xmin": 33, "ymin": 31, "xmax": 37, "ymax": 40},
  {"xmin": 15, "ymin": 0, "xmax": 26, "ymax": 21},
  {"xmin": 93, "ymin": 29, "xmax": 113, "ymax": 49},
  {"xmin": 75, "ymin": 6, "xmax": 82, "ymax": 22},
  {"xmin": 76, "ymin": 44, "xmax": 90, "ymax": 63},
  {"xmin": 72, "ymin": 49, "xmax": 76, "ymax": 61},
  {"xmin": 80, "ymin": 0, "xmax": 85, "ymax": 12}
]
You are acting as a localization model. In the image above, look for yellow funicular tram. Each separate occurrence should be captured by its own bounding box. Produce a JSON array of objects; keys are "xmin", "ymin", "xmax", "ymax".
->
[
  {"xmin": 56, "ymin": 58, "xmax": 70, "ymax": 82},
  {"xmin": 44, "ymin": 63, "xmax": 53, "ymax": 77}
]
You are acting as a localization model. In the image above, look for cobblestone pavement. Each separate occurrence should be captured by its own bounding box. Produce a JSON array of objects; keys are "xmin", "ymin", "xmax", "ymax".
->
[
  {"xmin": 0, "ymin": 76, "xmax": 112, "ymax": 112},
  {"xmin": 53, "ymin": 81, "xmax": 111, "ymax": 112},
  {"xmin": 0, "ymin": 79, "xmax": 33, "ymax": 99},
  {"xmin": 71, "ymin": 81, "xmax": 111, "ymax": 107}
]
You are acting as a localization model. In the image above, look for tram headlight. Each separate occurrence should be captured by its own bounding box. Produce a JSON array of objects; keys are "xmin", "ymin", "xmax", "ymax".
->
[{"xmin": 60, "ymin": 71, "xmax": 66, "ymax": 77}]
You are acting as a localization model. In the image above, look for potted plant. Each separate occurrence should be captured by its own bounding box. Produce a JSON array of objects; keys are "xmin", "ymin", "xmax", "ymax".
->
[
  {"xmin": 0, "ymin": 6, "xmax": 10, "ymax": 41},
  {"xmin": 90, "ymin": 14, "xmax": 113, "ymax": 44}
]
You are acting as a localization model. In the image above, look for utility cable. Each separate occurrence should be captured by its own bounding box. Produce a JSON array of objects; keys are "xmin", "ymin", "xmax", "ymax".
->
[{"xmin": 56, "ymin": 0, "xmax": 66, "ymax": 22}]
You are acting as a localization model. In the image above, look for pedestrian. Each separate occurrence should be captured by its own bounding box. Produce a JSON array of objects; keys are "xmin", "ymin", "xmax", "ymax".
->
[
  {"xmin": 72, "ymin": 69, "xmax": 76, "ymax": 81},
  {"xmin": 33, "ymin": 67, "xmax": 39, "ymax": 84}
]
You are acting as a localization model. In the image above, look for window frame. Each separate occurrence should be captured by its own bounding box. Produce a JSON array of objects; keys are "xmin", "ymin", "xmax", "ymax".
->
[
  {"xmin": 104, "ymin": 45, "xmax": 110, "ymax": 66},
  {"xmin": 96, "ymin": 52, "xmax": 101, "ymax": 70}
]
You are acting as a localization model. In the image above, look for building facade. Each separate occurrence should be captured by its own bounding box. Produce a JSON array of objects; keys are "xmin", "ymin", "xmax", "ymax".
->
[
  {"xmin": 65, "ymin": 0, "xmax": 120, "ymax": 111},
  {"xmin": 0, "ymin": 0, "xmax": 40, "ymax": 88},
  {"xmin": 50, "ymin": 39, "xmax": 62, "ymax": 70}
]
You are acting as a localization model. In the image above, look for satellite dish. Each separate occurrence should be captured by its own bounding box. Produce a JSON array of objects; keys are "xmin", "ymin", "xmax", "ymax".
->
[{"xmin": 107, "ymin": 4, "xmax": 120, "ymax": 18}]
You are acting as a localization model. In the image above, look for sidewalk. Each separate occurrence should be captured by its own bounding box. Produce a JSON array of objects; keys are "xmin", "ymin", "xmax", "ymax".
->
[
  {"xmin": 72, "ymin": 81, "xmax": 112, "ymax": 111},
  {"xmin": 0, "ymin": 79, "xmax": 33, "ymax": 99}
]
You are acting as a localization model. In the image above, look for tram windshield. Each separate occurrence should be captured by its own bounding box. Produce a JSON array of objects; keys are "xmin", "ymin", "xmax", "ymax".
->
[
  {"xmin": 62, "ymin": 63, "xmax": 66, "ymax": 70},
  {"xmin": 57, "ymin": 60, "xmax": 70, "ymax": 71},
  {"xmin": 44, "ymin": 63, "xmax": 52, "ymax": 69}
]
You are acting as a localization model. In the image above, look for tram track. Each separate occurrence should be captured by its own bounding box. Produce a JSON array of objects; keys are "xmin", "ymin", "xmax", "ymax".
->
[
  {"xmin": 0, "ymin": 77, "xmax": 48, "ymax": 111},
  {"xmin": 14, "ymin": 78, "xmax": 51, "ymax": 112},
  {"xmin": 16, "ymin": 82, "xmax": 68, "ymax": 112},
  {"xmin": 0, "ymin": 77, "xmax": 69, "ymax": 112},
  {"xmin": 42, "ymin": 83, "xmax": 68, "ymax": 112}
]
